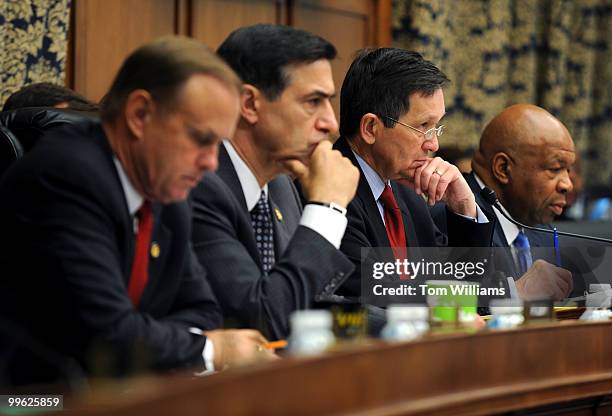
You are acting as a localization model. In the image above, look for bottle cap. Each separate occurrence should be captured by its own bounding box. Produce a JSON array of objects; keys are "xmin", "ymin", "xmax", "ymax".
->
[
  {"xmin": 589, "ymin": 284, "xmax": 611, "ymax": 293},
  {"xmin": 489, "ymin": 299, "xmax": 523, "ymax": 315},
  {"xmin": 386, "ymin": 305, "xmax": 428, "ymax": 322},
  {"xmin": 290, "ymin": 310, "xmax": 332, "ymax": 330}
]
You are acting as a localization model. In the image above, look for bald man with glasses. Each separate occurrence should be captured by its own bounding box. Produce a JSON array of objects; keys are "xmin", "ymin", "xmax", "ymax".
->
[{"xmin": 334, "ymin": 48, "xmax": 494, "ymax": 297}]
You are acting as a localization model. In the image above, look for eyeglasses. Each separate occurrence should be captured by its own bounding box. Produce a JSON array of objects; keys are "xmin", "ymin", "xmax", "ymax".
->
[{"xmin": 382, "ymin": 115, "xmax": 445, "ymax": 141}]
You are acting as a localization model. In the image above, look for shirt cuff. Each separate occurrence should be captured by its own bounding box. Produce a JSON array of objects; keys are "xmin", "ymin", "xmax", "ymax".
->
[
  {"xmin": 454, "ymin": 205, "xmax": 489, "ymax": 223},
  {"xmin": 507, "ymin": 276, "xmax": 519, "ymax": 299},
  {"xmin": 189, "ymin": 327, "xmax": 215, "ymax": 375},
  {"xmin": 203, "ymin": 338, "xmax": 215, "ymax": 371},
  {"xmin": 300, "ymin": 204, "xmax": 348, "ymax": 249}
]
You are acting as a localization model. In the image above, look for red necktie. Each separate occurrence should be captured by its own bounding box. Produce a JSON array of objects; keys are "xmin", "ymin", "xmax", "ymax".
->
[
  {"xmin": 380, "ymin": 185, "xmax": 408, "ymax": 274},
  {"xmin": 128, "ymin": 201, "xmax": 153, "ymax": 306}
]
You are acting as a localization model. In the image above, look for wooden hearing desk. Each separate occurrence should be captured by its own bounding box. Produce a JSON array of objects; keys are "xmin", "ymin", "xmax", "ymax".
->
[{"xmin": 61, "ymin": 320, "xmax": 612, "ymax": 415}]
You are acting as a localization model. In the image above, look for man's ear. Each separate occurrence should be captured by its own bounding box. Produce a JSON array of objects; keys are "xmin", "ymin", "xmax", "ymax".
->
[
  {"xmin": 359, "ymin": 113, "xmax": 381, "ymax": 145},
  {"xmin": 492, "ymin": 152, "xmax": 512, "ymax": 185},
  {"xmin": 124, "ymin": 90, "xmax": 153, "ymax": 141},
  {"xmin": 240, "ymin": 84, "xmax": 261, "ymax": 125}
]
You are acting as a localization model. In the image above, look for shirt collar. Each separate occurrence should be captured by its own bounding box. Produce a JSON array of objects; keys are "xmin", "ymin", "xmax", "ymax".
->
[
  {"xmin": 223, "ymin": 140, "xmax": 268, "ymax": 211},
  {"xmin": 113, "ymin": 157, "xmax": 143, "ymax": 216},
  {"xmin": 352, "ymin": 150, "xmax": 389, "ymax": 201},
  {"xmin": 473, "ymin": 172, "xmax": 519, "ymax": 245}
]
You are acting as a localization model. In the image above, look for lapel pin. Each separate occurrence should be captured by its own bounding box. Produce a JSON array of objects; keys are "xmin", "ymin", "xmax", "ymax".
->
[
  {"xmin": 150, "ymin": 242, "xmax": 160, "ymax": 258},
  {"xmin": 274, "ymin": 208, "xmax": 283, "ymax": 221}
]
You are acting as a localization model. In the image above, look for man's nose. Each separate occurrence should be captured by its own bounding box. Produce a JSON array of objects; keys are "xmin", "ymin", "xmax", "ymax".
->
[
  {"xmin": 198, "ymin": 146, "xmax": 219, "ymax": 172},
  {"xmin": 315, "ymin": 100, "xmax": 338, "ymax": 136},
  {"xmin": 423, "ymin": 135, "xmax": 439, "ymax": 153},
  {"xmin": 558, "ymin": 170, "xmax": 573, "ymax": 193}
]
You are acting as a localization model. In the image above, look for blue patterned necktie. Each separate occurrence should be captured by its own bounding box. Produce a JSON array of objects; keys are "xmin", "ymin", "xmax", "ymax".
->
[
  {"xmin": 513, "ymin": 231, "xmax": 533, "ymax": 274},
  {"xmin": 251, "ymin": 190, "xmax": 275, "ymax": 274}
]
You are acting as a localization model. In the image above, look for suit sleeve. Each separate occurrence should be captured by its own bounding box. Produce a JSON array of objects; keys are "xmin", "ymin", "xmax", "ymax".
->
[
  {"xmin": 337, "ymin": 198, "xmax": 380, "ymax": 297},
  {"xmin": 190, "ymin": 176, "xmax": 353, "ymax": 340},
  {"xmin": 445, "ymin": 206, "xmax": 494, "ymax": 247}
]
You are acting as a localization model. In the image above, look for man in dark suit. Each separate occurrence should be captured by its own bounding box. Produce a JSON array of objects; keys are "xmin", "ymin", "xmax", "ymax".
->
[
  {"xmin": 0, "ymin": 37, "xmax": 273, "ymax": 387},
  {"xmin": 466, "ymin": 104, "xmax": 575, "ymax": 299},
  {"xmin": 190, "ymin": 25, "xmax": 358, "ymax": 340},
  {"xmin": 334, "ymin": 48, "xmax": 495, "ymax": 299}
]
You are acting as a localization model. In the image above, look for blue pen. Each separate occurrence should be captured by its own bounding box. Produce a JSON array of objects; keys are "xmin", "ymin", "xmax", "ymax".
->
[{"xmin": 553, "ymin": 227, "xmax": 561, "ymax": 267}]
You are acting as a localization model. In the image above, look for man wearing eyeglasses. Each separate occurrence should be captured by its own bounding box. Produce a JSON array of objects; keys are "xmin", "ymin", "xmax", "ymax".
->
[{"xmin": 334, "ymin": 48, "xmax": 494, "ymax": 297}]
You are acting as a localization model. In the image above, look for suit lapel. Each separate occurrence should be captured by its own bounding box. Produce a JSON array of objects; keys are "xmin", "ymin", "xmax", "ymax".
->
[
  {"xmin": 216, "ymin": 143, "xmax": 263, "ymax": 270},
  {"xmin": 391, "ymin": 182, "xmax": 421, "ymax": 249},
  {"xmin": 357, "ymin": 173, "xmax": 390, "ymax": 246},
  {"xmin": 467, "ymin": 172, "xmax": 503, "ymax": 247},
  {"xmin": 466, "ymin": 173, "xmax": 521, "ymax": 276},
  {"xmin": 217, "ymin": 144, "xmax": 248, "ymax": 211},
  {"xmin": 467, "ymin": 172, "xmax": 494, "ymax": 218},
  {"xmin": 526, "ymin": 227, "xmax": 552, "ymax": 247},
  {"xmin": 118, "ymin": 189, "xmax": 134, "ymax": 285},
  {"xmin": 336, "ymin": 137, "xmax": 390, "ymax": 246},
  {"xmin": 92, "ymin": 122, "xmax": 136, "ymax": 283},
  {"xmin": 269, "ymin": 194, "xmax": 290, "ymax": 256},
  {"xmin": 123, "ymin": 215, "xmax": 135, "ymax": 283}
]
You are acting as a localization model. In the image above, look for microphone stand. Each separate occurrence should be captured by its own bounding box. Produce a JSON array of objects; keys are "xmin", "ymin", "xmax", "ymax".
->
[{"xmin": 480, "ymin": 187, "xmax": 612, "ymax": 244}]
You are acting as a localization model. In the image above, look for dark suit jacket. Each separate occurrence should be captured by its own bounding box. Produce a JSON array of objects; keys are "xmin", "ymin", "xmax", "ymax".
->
[
  {"xmin": 450, "ymin": 173, "xmax": 599, "ymax": 297},
  {"xmin": 466, "ymin": 172, "xmax": 551, "ymax": 246},
  {"xmin": 334, "ymin": 137, "xmax": 494, "ymax": 297},
  {"xmin": 0, "ymin": 120, "xmax": 221, "ymax": 386},
  {"xmin": 190, "ymin": 145, "xmax": 353, "ymax": 339},
  {"xmin": 432, "ymin": 172, "xmax": 552, "ymax": 278}
]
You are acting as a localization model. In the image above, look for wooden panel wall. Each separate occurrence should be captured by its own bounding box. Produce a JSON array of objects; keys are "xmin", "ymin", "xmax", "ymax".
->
[
  {"xmin": 69, "ymin": 0, "xmax": 390, "ymax": 104},
  {"xmin": 190, "ymin": 0, "xmax": 284, "ymax": 51},
  {"xmin": 293, "ymin": 0, "xmax": 375, "ymax": 117},
  {"xmin": 72, "ymin": 0, "xmax": 178, "ymax": 102}
]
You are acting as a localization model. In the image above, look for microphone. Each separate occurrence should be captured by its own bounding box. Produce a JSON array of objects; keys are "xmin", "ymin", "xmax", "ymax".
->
[{"xmin": 480, "ymin": 187, "xmax": 612, "ymax": 244}]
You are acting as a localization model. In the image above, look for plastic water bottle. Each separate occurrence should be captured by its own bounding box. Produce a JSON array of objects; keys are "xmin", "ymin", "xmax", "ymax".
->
[
  {"xmin": 381, "ymin": 305, "xmax": 429, "ymax": 341},
  {"xmin": 288, "ymin": 310, "xmax": 335, "ymax": 356},
  {"xmin": 488, "ymin": 299, "xmax": 524, "ymax": 329},
  {"xmin": 586, "ymin": 284, "xmax": 612, "ymax": 308}
]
